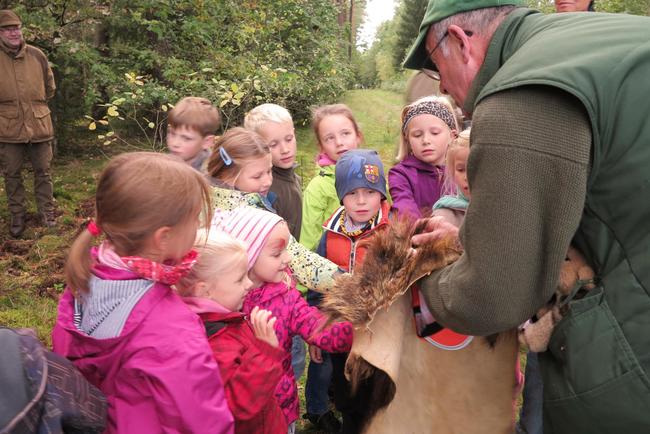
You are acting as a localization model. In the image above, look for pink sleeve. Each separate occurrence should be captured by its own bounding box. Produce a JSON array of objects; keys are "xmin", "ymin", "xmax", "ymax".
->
[{"xmin": 287, "ymin": 287, "xmax": 353, "ymax": 353}]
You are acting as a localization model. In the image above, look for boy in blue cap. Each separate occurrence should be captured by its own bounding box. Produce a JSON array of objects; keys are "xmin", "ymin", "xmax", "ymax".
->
[{"xmin": 305, "ymin": 149, "xmax": 390, "ymax": 434}]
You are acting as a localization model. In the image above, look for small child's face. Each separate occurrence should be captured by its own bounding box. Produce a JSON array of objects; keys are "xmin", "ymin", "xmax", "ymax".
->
[
  {"xmin": 233, "ymin": 154, "xmax": 273, "ymax": 196},
  {"xmin": 342, "ymin": 188, "xmax": 382, "ymax": 226},
  {"xmin": 257, "ymin": 121, "xmax": 297, "ymax": 169},
  {"xmin": 200, "ymin": 259, "xmax": 253, "ymax": 311},
  {"xmin": 249, "ymin": 223, "xmax": 291, "ymax": 287},
  {"xmin": 167, "ymin": 125, "xmax": 213, "ymax": 163},
  {"xmin": 318, "ymin": 114, "xmax": 361, "ymax": 162},
  {"xmin": 407, "ymin": 114, "xmax": 454, "ymax": 166},
  {"xmin": 452, "ymin": 147, "xmax": 470, "ymax": 199}
]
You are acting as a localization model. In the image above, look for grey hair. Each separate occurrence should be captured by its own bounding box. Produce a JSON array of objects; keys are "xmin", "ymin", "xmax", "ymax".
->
[{"xmin": 430, "ymin": 6, "xmax": 518, "ymax": 57}]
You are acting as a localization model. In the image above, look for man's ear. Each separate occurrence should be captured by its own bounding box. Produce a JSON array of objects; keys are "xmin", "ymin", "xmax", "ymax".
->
[
  {"xmin": 448, "ymin": 25, "xmax": 472, "ymax": 64},
  {"xmin": 202, "ymin": 135, "xmax": 215, "ymax": 151}
]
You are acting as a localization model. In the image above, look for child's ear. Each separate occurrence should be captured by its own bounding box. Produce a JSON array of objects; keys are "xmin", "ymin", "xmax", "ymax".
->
[
  {"xmin": 450, "ymin": 129, "xmax": 458, "ymax": 139},
  {"xmin": 152, "ymin": 226, "xmax": 172, "ymax": 252},
  {"xmin": 194, "ymin": 281, "xmax": 209, "ymax": 297},
  {"xmin": 202, "ymin": 135, "xmax": 215, "ymax": 151}
]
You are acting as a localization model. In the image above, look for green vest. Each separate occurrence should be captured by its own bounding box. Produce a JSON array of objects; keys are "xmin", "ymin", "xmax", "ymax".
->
[{"xmin": 472, "ymin": 9, "xmax": 650, "ymax": 432}]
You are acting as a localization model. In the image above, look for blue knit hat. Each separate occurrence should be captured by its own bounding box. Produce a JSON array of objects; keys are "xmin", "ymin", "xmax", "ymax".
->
[{"xmin": 335, "ymin": 149, "xmax": 387, "ymax": 202}]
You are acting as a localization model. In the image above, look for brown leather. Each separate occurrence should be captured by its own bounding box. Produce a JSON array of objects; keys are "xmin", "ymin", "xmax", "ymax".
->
[{"xmin": 348, "ymin": 288, "xmax": 518, "ymax": 434}]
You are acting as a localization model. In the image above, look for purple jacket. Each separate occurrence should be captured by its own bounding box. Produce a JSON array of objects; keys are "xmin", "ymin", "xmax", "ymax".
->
[
  {"xmin": 388, "ymin": 155, "xmax": 445, "ymax": 219},
  {"xmin": 241, "ymin": 275, "xmax": 353, "ymax": 424},
  {"xmin": 51, "ymin": 264, "xmax": 234, "ymax": 434}
]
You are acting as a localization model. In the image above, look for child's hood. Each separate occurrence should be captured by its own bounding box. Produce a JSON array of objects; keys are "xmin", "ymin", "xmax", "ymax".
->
[{"xmin": 52, "ymin": 265, "xmax": 195, "ymax": 368}]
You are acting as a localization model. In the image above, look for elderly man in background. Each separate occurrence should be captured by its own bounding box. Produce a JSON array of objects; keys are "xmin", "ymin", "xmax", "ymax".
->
[
  {"xmin": 0, "ymin": 9, "xmax": 57, "ymax": 238},
  {"xmin": 405, "ymin": 0, "xmax": 650, "ymax": 432}
]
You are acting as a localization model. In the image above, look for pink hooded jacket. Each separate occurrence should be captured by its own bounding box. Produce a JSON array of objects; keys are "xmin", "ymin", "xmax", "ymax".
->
[
  {"xmin": 242, "ymin": 277, "xmax": 353, "ymax": 424},
  {"xmin": 52, "ymin": 264, "xmax": 234, "ymax": 434}
]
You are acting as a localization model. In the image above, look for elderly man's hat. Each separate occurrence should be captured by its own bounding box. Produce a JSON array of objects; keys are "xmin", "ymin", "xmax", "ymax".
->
[
  {"xmin": 0, "ymin": 10, "xmax": 21, "ymax": 27},
  {"xmin": 403, "ymin": 0, "xmax": 525, "ymax": 71}
]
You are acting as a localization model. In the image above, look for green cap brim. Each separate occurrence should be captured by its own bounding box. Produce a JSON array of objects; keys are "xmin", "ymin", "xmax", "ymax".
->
[
  {"xmin": 404, "ymin": 27, "xmax": 433, "ymax": 71},
  {"xmin": 402, "ymin": 0, "xmax": 527, "ymax": 71}
]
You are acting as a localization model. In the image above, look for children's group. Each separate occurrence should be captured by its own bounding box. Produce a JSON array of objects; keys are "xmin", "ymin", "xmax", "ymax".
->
[{"xmin": 6, "ymin": 93, "xmax": 484, "ymax": 434}]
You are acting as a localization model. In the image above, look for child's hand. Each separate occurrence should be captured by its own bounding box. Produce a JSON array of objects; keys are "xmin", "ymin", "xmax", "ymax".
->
[
  {"xmin": 309, "ymin": 344, "xmax": 323, "ymax": 363},
  {"xmin": 250, "ymin": 306, "xmax": 279, "ymax": 348}
]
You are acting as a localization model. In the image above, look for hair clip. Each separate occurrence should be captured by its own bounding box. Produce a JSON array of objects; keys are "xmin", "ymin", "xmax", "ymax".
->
[
  {"xmin": 87, "ymin": 219, "xmax": 102, "ymax": 237},
  {"xmin": 219, "ymin": 147, "xmax": 233, "ymax": 166}
]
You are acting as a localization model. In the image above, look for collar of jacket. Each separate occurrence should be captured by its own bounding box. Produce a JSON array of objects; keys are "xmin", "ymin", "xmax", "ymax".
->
[
  {"xmin": 400, "ymin": 154, "xmax": 441, "ymax": 172},
  {"xmin": 0, "ymin": 38, "xmax": 24, "ymax": 57},
  {"xmin": 318, "ymin": 164, "xmax": 336, "ymax": 177},
  {"xmin": 246, "ymin": 278, "xmax": 291, "ymax": 304},
  {"xmin": 199, "ymin": 310, "xmax": 245, "ymax": 324},
  {"xmin": 209, "ymin": 183, "xmax": 267, "ymax": 209},
  {"xmin": 272, "ymin": 164, "xmax": 298, "ymax": 181},
  {"xmin": 323, "ymin": 200, "xmax": 391, "ymax": 236}
]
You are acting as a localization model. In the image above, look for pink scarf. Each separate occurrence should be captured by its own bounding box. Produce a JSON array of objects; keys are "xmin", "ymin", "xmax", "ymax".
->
[{"xmin": 316, "ymin": 152, "xmax": 337, "ymax": 167}]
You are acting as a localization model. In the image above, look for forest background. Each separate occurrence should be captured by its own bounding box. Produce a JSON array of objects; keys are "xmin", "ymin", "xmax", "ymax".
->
[{"xmin": 1, "ymin": 0, "xmax": 648, "ymax": 151}]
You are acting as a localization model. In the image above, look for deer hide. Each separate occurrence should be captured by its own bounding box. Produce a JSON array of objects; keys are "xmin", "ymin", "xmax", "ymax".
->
[{"xmin": 322, "ymin": 219, "xmax": 518, "ymax": 434}]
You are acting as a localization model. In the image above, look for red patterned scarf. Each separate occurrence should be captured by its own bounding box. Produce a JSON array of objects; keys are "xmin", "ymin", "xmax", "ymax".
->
[{"xmin": 120, "ymin": 250, "xmax": 199, "ymax": 285}]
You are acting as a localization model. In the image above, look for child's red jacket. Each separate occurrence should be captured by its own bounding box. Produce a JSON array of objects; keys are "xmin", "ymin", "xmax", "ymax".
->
[{"xmin": 199, "ymin": 310, "xmax": 287, "ymax": 434}]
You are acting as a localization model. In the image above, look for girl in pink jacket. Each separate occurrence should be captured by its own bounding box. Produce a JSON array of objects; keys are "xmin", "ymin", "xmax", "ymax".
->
[
  {"xmin": 52, "ymin": 152, "xmax": 234, "ymax": 434},
  {"xmin": 214, "ymin": 207, "xmax": 353, "ymax": 432}
]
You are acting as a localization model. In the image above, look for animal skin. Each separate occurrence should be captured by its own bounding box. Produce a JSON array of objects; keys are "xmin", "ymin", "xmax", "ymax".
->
[{"xmin": 322, "ymin": 218, "xmax": 518, "ymax": 434}]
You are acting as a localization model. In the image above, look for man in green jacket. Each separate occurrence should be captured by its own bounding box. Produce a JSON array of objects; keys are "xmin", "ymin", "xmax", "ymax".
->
[
  {"xmin": 405, "ymin": 1, "xmax": 650, "ymax": 432},
  {"xmin": 0, "ymin": 9, "xmax": 57, "ymax": 237}
]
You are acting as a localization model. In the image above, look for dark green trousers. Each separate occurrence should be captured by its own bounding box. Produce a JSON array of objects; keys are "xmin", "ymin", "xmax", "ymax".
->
[{"xmin": 0, "ymin": 141, "xmax": 54, "ymax": 216}]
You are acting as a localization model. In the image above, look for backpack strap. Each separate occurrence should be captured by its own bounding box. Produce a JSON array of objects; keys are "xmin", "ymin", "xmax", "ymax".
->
[{"xmin": 0, "ymin": 328, "xmax": 47, "ymax": 432}]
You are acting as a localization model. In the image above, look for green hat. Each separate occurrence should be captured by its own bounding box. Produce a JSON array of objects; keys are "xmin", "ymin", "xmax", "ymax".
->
[
  {"xmin": 403, "ymin": 0, "xmax": 525, "ymax": 71},
  {"xmin": 0, "ymin": 10, "xmax": 21, "ymax": 28}
]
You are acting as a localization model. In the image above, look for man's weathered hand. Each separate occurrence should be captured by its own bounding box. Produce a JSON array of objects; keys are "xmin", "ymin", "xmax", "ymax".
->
[{"xmin": 411, "ymin": 216, "xmax": 459, "ymax": 247}]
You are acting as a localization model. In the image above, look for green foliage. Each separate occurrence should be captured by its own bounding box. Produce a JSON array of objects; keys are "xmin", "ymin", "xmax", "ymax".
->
[
  {"xmin": 392, "ymin": 0, "xmax": 428, "ymax": 67},
  {"xmin": 9, "ymin": 0, "xmax": 353, "ymax": 149},
  {"xmin": 352, "ymin": 18, "xmax": 402, "ymax": 89}
]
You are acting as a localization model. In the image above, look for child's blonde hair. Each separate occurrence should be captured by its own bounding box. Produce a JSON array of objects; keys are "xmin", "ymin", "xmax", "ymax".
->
[
  {"xmin": 65, "ymin": 152, "xmax": 213, "ymax": 294},
  {"xmin": 175, "ymin": 230, "xmax": 248, "ymax": 297},
  {"xmin": 244, "ymin": 103, "xmax": 293, "ymax": 134},
  {"xmin": 397, "ymin": 95, "xmax": 458, "ymax": 162},
  {"xmin": 312, "ymin": 103, "xmax": 363, "ymax": 147},
  {"xmin": 206, "ymin": 127, "xmax": 270, "ymax": 185},
  {"xmin": 168, "ymin": 96, "xmax": 221, "ymax": 136},
  {"xmin": 443, "ymin": 128, "xmax": 471, "ymax": 195}
]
